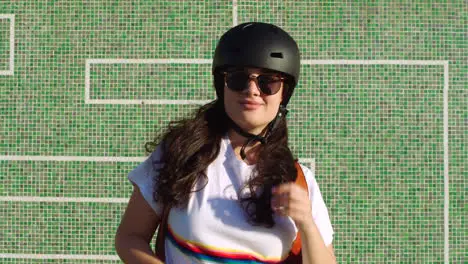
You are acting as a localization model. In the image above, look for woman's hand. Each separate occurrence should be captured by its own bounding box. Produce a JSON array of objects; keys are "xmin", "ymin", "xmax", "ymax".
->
[
  {"xmin": 271, "ymin": 183, "xmax": 337, "ymax": 263},
  {"xmin": 271, "ymin": 183, "xmax": 313, "ymax": 231}
]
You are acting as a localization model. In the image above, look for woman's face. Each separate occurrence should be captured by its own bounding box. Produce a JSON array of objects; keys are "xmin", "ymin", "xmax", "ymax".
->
[{"xmin": 223, "ymin": 67, "xmax": 285, "ymax": 134}]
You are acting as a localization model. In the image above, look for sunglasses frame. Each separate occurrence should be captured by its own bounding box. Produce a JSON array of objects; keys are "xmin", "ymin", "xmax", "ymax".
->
[{"xmin": 223, "ymin": 70, "xmax": 286, "ymax": 95}]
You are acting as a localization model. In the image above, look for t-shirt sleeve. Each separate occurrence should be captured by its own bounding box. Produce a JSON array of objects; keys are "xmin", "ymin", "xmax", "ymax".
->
[
  {"xmin": 127, "ymin": 144, "xmax": 164, "ymax": 216},
  {"xmin": 300, "ymin": 164, "xmax": 335, "ymax": 246}
]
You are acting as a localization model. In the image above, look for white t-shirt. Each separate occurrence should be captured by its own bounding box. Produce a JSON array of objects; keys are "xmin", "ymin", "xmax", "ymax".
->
[{"xmin": 128, "ymin": 135, "xmax": 334, "ymax": 263}]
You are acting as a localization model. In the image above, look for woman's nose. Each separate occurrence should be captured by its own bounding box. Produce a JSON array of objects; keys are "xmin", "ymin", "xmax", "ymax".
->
[{"xmin": 243, "ymin": 78, "xmax": 261, "ymax": 96}]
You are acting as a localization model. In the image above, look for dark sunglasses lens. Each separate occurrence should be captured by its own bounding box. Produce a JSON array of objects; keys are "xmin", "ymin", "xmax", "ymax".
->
[
  {"xmin": 258, "ymin": 75, "xmax": 282, "ymax": 95},
  {"xmin": 226, "ymin": 72, "xmax": 283, "ymax": 95},
  {"xmin": 226, "ymin": 72, "xmax": 249, "ymax": 91}
]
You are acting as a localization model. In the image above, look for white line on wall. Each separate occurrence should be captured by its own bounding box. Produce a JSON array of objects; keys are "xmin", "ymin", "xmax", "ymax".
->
[
  {"xmin": 0, "ymin": 196, "xmax": 128, "ymax": 203},
  {"xmin": 0, "ymin": 254, "xmax": 120, "ymax": 261},
  {"xmin": 232, "ymin": 0, "xmax": 238, "ymax": 26},
  {"xmin": 0, "ymin": 14, "xmax": 14, "ymax": 75},
  {"xmin": 0, "ymin": 155, "xmax": 146, "ymax": 162},
  {"xmin": 84, "ymin": 58, "xmax": 213, "ymax": 105},
  {"xmin": 443, "ymin": 62, "xmax": 449, "ymax": 264}
]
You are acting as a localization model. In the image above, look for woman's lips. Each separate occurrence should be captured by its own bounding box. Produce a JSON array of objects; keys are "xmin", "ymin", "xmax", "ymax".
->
[{"xmin": 239, "ymin": 99, "xmax": 262, "ymax": 110}]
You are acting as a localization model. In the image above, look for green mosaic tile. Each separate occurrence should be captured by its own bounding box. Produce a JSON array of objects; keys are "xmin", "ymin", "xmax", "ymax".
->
[
  {"xmin": 0, "ymin": 161, "xmax": 136, "ymax": 198},
  {"xmin": 90, "ymin": 64, "xmax": 214, "ymax": 101},
  {"xmin": 0, "ymin": 0, "xmax": 466, "ymax": 263},
  {"xmin": 0, "ymin": 260, "xmax": 121, "ymax": 264},
  {"xmin": 0, "ymin": 202, "xmax": 127, "ymax": 255}
]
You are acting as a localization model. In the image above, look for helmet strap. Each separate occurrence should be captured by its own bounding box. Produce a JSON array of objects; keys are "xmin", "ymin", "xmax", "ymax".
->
[{"xmin": 228, "ymin": 105, "xmax": 288, "ymax": 160}]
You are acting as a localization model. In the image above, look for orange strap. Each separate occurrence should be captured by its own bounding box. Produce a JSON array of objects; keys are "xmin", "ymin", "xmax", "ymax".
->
[
  {"xmin": 155, "ymin": 161, "xmax": 308, "ymax": 262},
  {"xmin": 288, "ymin": 161, "xmax": 308, "ymax": 255}
]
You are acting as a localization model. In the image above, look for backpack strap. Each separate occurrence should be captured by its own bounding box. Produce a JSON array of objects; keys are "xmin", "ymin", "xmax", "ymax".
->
[
  {"xmin": 282, "ymin": 161, "xmax": 308, "ymax": 263},
  {"xmin": 154, "ymin": 160, "xmax": 308, "ymax": 263}
]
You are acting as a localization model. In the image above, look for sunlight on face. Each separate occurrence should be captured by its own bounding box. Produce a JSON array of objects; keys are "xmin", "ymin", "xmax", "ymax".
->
[{"xmin": 223, "ymin": 68, "xmax": 284, "ymax": 135}]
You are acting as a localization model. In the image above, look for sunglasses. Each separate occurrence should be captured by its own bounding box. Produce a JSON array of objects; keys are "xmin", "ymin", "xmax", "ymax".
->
[{"xmin": 224, "ymin": 70, "xmax": 285, "ymax": 95}]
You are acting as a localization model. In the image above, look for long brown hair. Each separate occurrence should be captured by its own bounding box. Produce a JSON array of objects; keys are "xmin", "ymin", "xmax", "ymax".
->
[{"xmin": 145, "ymin": 99, "xmax": 297, "ymax": 228}]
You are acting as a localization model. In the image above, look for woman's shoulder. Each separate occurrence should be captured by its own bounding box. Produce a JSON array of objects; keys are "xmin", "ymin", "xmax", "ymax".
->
[
  {"xmin": 127, "ymin": 144, "xmax": 164, "ymax": 185},
  {"xmin": 296, "ymin": 162, "xmax": 315, "ymax": 179},
  {"xmin": 296, "ymin": 162, "xmax": 321, "ymax": 195},
  {"xmin": 126, "ymin": 143, "xmax": 165, "ymax": 214}
]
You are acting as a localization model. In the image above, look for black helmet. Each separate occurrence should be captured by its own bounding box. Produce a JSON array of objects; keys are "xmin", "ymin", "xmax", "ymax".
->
[{"xmin": 212, "ymin": 22, "xmax": 300, "ymax": 106}]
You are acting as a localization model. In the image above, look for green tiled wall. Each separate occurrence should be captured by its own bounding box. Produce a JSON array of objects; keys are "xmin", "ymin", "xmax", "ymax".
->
[{"xmin": 1, "ymin": 1, "xmax": 466, "ymax": 263}]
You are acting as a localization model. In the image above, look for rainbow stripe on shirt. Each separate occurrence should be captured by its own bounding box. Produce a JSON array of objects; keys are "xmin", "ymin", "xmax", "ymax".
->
[{"xmin": 167, "ymin": 224, "xmax": 287, "ymax": 263}]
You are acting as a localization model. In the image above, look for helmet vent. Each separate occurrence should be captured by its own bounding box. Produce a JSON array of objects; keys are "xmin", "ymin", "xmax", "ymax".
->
[{"xmin": 270, "ymin": 52, "xmax": 283, "ymax": 58}]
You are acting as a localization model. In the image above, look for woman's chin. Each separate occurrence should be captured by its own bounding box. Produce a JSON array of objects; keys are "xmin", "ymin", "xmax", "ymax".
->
[{"xmin": 236, "ymin": 119, "xmax": 268, "ymax": 134}]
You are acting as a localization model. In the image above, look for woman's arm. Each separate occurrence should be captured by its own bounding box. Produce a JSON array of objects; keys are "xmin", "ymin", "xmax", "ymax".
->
[
  {"xmin": 299, "ymin": 221, "xmax": 336, "ymax": 264},
  {"xmin": 115, "ymin": 185, "xmax": 163, "ymax": 264}
]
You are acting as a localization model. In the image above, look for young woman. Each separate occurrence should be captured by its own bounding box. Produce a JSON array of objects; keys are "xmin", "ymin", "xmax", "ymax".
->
[{"xmin": 115, "ymin": 22, "xmax": 336, "ymax": 264}]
